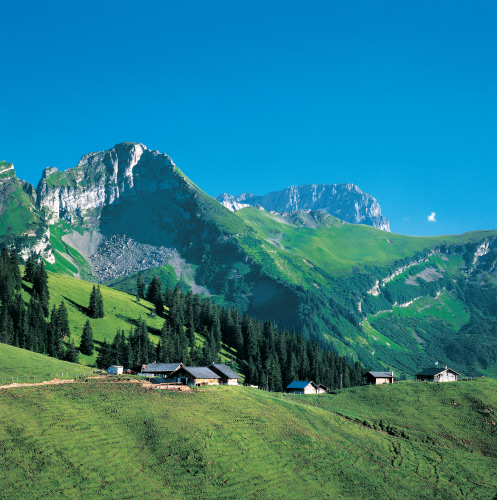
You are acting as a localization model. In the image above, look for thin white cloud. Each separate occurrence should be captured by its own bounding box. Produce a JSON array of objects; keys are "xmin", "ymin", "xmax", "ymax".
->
[{"xmin": 427, "ymin": 212, "xmax": 436, "ymax": 222}]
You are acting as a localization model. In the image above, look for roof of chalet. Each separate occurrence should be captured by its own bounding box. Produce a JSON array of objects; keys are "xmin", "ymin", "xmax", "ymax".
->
[
  {"xmin": 176, "ymin": 367, "xmax": 221, "ymax": 379},
  {"xmin": 286, "ymin": 381, "xmax": 314, "ymax": 390},
  {"xmin": 142, "ymin": 362, "xmax": 183, "ymax": 373},
  {"xmin": 209, "ymin": 364, "xmax": 241, "ymax": 379},
  {"xmin": 416, "ymin": 367, "xmax": 460, "ymax": 376},
  {"xmin": 364, "ymin": 371, "xmax": 396, "ymax": 378}
]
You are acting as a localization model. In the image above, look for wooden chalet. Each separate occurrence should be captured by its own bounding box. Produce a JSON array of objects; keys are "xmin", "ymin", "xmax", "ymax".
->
[
  {"xmin": 209, "ymin": 364, "xmax": 241, "ymax": 385},
  {"xmin": 416, "ymin": 367, "xmax": 460, "ymax": 382},
  {"xmin": 363, "ymin": 371, "xmax": 395, "ymax": 385},
  {"xmin": 170, "ymin": 366, "xmax": 220, "ymax": 386},
  {"xmin": 141, "ymin": 362, "xmax": 183, "ymax": 377},
  {"xmin": 285, "ymin": 381, "xmax": 328, "ymax": 394}
]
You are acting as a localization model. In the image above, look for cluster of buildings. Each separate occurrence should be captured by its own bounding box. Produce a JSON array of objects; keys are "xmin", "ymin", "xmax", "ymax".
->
[
  {"xmin": 363, "ymin": 366, "xmax": 460, "ymax": 385},
  {"xmin": 107, "ymin": 362, "xmax": 461, "ymax": 392}
]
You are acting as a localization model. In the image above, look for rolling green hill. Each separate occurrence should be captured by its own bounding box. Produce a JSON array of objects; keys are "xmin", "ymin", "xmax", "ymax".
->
[
  {"xmin": 0, "ymin": 379, "xmax": 496, "ymax": 499},
  {"xmin": 0, "ymin": 343, "xmax": 93, "ymax": 384}
]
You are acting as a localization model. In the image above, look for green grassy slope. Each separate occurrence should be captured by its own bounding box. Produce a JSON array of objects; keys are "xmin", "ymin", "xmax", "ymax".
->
[
  {"xmin": 235, "ymin": 206, "xmax": 497, "ymax": 280},
  {"xmin": 0, "ymin": 380, "xmax": 496, "ymax": 499},
  {"xmin": 0, "ymin": 168, "xmax": 44, "ymax": 239},
  {"xmin": 0, "ymin": 344, "xmax": 93, "ymax": 383},
  {"xmin": 23, "ymin": 271, "xmax": 165, "ymax": 366}
]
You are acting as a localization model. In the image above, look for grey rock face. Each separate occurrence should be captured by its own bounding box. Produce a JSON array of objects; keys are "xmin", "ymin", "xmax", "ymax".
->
[
  {"xmin": 36, "ymin": 142, "xmax": 183, "ymax": 223},
  {"xmin": 216, "ymin": 183, "xmax": 390, "ymax": 231}
]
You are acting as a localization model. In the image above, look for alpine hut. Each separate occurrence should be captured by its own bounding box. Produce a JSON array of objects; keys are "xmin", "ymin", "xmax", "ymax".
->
[
  {"xmin": 209, "ymin": 364, "xmax": 241, "ymax": 385},
  {"xmin": 170, "ymin": 366, "xmax": 221, "ymax": 386},
  {"xmin": 363, "ymin": 371, "xmax": 395, "ymax": 385},
  {"xmin": 141, "ymin": 362, "xmax": 183, "ymax": 377},
  {"xmin": 416, "ymin": 366, "xmax": 460, "ymax": 382},
  {"xmin": 285, "ymin": 381, "xmax": 327, "ymax": 394}
]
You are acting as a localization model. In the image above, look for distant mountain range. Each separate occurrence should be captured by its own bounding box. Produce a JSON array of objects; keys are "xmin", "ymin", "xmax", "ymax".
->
[
  {"xmin": 216, "ymin": 184, "xmax": 390, "ymax": 231},
  {"xmin": 1, "ymin": 142, "xmax": 496, "ymax": 377}
]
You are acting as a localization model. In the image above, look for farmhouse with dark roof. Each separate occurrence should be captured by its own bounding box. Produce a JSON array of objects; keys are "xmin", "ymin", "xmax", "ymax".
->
[
  {"xmin": 209, "ymin": 364, "xmax": 241, "ymax": 385},
  {"xmin": 142, "ymin": 362, "xmax": 183, "ymax": 377},
  {"xmin": 416, "ymin": 367, "xmax": 459, "ymax": 382},
  {"xmin": 170, "ymin": 366, "xmax": 221, "ymax": 386},
  {"xmin": 363, "ymin": 371, "xmax": 395, "ymax": 385}
]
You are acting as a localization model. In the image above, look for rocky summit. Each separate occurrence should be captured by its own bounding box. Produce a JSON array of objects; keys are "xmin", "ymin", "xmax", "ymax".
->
[{"xmin": 216, "ymin": 184, "xmax": 390, "ymax": 231}]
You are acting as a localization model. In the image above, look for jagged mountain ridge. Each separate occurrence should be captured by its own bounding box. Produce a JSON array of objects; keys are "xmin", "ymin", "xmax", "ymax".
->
[{"xmin": 216, "ymin": 183, "xmax": 390, "ymax": 231}]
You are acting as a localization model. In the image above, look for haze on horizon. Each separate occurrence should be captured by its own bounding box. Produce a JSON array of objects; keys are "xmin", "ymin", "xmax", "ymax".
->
[{"xmin": 1, "ymin": 0, "xmax": 496, "ymax": 237}]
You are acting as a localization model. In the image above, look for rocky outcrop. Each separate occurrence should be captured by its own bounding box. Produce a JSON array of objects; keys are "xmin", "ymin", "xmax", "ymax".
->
[
  {"xmin": 36, "ymin": 142, "xmax": 186, "ymax": 223},
  {"xmin": 216, "ymin": 183, "xmax": 390, "ymax": 231}
]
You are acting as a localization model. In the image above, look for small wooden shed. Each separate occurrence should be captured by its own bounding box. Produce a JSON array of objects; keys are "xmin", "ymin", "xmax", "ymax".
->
[
  {"xmin": 142, "ymin": 362, "xmax": 183, "ymax": 377},
  {"xmin": 363, "ymin": 371, "xmax": 395, "ymax": 385},
  {"xmin": 170, "ymin": 366, "xmax": 220, "ymax": 386},
  {"xmin": 285, "ymin": 381, "xmax": 326, "ymax": 394},
  {"xmin": 416, "ymin": 367, "xmax": 459, "ymax": 382},
  {"xmin": 108, "ymin": 365, "xmax": 123, "ymax": 375},
  {"xmin": 209, "ymin": 363, "xmax": 241, "ymax": 385}
]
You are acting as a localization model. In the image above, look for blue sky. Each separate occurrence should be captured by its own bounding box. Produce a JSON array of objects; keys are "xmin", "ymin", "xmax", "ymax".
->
[{"xmin": 1, "ymin": 0, "xmax": 496, "ymax": 236}]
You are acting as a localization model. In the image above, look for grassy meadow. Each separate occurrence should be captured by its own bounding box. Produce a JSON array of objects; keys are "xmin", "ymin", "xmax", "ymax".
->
[
  {"xmin": 0, "ymin": 344, "xmax": 94, "ymax": 384},
  {"xmin": 0, "ymin": 379, "xmax": 496, "ymax": 499},
  {"xmin": 22, "ymin": 270, "xmax": 165, "ymax": 366}
]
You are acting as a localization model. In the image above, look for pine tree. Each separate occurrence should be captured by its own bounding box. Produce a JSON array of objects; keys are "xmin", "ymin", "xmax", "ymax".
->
[
  {"xmin": 96, "ymin": 285, "xmax": 104, "ymax": 318},
  {"xmin": 33, "ymin": 261, "xmax": 49, "ymax": 317},
  {"xmin": 24, "ymin": 254, "xmax": 37, "ymax": 283},
  {"xmin": 146, "ymin": 276, "xmax": 164, "ymax": 315},
  {"xmin": 89, "ymin": 285, "xmax": 104, "ymax": 319},
  {"xmin": 136, "ymin": 273, "xmax": 145, "ymax": 299},
  {"xmin": 80, "ymin": 320, "xmax": 94, "ymax": 355},
  {"xmin": 57, "ymin": 301, "xmax": 71, "ymax": 339}
]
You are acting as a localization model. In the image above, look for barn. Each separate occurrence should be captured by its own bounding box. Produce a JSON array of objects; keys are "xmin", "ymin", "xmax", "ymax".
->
[
  {"xmin": 416, "ymin": 367, "xmax": 460, "ymax": 382},
  {"xmin": 170, "ymin": 366, "xmax": 221, "ymax": 386},
  {"xmin": 141, "ymin": 362, "xmax": 183, "ymax": 377},
  {"xmin": 363, "ymin": 371, "xmax": 395, "ymax": 385},
  {"xmin": 209, "ymin": 364, "xmax": 241, "ymax": 385}
]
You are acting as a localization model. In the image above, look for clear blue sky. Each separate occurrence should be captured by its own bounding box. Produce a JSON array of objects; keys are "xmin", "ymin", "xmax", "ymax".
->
[{"xmin": 1, "ymin": 0, "xmax": 496, "ymax": 236}]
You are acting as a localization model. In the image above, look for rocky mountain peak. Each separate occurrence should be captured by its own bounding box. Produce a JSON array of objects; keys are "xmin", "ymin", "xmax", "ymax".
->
[
  {"xmin": 36, "ymin": 142, "xmax": 181, "ymax": 223},
  {"xmin": 216, "ymin": 183, "xmax": 390, "ymax": 231}
]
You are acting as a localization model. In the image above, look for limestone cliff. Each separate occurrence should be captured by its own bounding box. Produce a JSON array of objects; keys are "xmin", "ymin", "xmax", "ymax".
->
[
  {"xmin": 36, "ymin": 142, "xmax": 189, "ymax": 223},
  {"xmin": 216, "ymin": 183, "xmax": 390, "ymax": 231}
]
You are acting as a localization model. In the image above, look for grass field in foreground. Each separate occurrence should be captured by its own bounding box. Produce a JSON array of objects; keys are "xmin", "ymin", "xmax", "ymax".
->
[
  {"xmin": 0, "ymin": 380, "xmax": 496, "ymax": 499},
  {"xmin": 0, "ymin": 344, "xmax": 96, "ymax": 384}
]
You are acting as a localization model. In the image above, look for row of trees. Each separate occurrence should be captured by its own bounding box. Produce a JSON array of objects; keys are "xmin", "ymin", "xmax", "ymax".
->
[
  {"xmin": 97, "ymin": 275, "xmax": 365, "ymax": 391},
  {"xmin": 0, "ymin": 250, "xmax": 80, "ymax": 361}
]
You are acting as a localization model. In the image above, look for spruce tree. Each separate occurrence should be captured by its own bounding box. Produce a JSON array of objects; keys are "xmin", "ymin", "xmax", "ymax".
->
[
  {"xmin": 89, "ymin": 285, "xmax": 97, "ymax": 318},
  {"xmin": 89, "ymin": 285, "xmax": 104, "ymax": 319},
  {"xmin": 57, "ymin": 301, "xmax": 71, "ymax": 339},
  {"xmin": 136, "ymin": 273, "xmax": 145, "ymax": 299},
  {"xmin": 33, "ymin": 261, "xmax": 49, "ymax": 317},
  {"xmin": 24, "ymin": 254, "xmax": 37, "ymax": 283},
  {"xmin": 80, "ymin": 320, "xmax": 94, "ymax": 355},
  {"xmin": 146, "ymin": 275, "xmax": 163, "ymax": 315}
]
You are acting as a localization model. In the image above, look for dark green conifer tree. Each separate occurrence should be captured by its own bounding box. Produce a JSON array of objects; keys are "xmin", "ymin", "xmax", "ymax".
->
[
  {"xmin": 23, "ymin": 254, "xmax": 37, "ymax": 283},
  {"xmin": 136, "ymin": 273, "xmax": 145, "ymax": 299},
  {"xmin": 80, "ymin": 320, "xmax": 94, "ymax": 356},
  {"xmin": 146, "ymin": 276, "xmax": 164, "ymax": 315}
]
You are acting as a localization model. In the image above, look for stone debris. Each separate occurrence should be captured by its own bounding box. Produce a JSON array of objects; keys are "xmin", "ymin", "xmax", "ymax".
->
[{"xmin": 90, "ymin": 234, "xmax": 175, "ymax": 282}]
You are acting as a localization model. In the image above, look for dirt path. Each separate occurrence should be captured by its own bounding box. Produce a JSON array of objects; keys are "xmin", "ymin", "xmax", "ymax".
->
[
  {"xmin": 0, "ymin": 375, "xmax": 108, "ymax": 390},
  {"xmin": 0, "ymin": 377, "xmax": 191, "ymax": 391}
]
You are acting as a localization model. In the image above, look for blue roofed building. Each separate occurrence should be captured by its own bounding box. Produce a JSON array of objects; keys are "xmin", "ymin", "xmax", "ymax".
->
[{"xmin": 285, "ymin": 381, "xmax": 328, "ymax": 394}]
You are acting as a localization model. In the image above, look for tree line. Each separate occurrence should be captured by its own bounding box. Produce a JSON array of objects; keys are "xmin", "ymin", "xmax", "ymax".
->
[{"xmin": 97, "ymin": 273, "xmax": 365, "ymax": 391}]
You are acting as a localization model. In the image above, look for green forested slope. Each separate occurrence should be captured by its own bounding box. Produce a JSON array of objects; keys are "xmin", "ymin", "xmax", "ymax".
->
[{"xmin": 0, "ymin": 379, "xmax": 496, "ymax": 499}]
